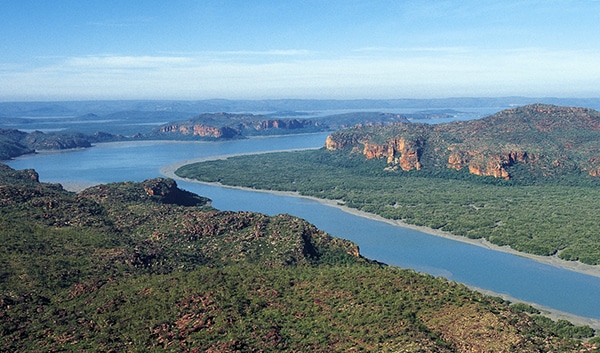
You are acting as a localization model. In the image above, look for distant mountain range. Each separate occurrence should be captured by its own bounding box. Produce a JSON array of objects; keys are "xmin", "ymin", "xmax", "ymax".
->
[{"xmin": 2, "ymin": 97, "xmax": 600, "ymax": 117}]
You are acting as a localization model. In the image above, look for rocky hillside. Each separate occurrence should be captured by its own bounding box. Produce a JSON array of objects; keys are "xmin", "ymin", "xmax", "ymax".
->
[
  {"xmin": 326, "ymin": 104, "xmax": 600, "ymax": 180},
  {"xmin": 0, "ymin": 111, "xmax": 410, "ymax": 159},
  {"xmin": 151, "ymin": 111, "xmax": 409, "ymax": 139},
  {"xmin": 0, "ymin": 128, "xmax": 96, "ymax": 160},
  {"xmin": 1, "ymin": 164, "xmax": 596, "ymax": 352}
]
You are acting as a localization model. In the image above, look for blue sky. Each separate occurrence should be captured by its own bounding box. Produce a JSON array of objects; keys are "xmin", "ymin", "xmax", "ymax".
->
[{"xmin": 1, "ymin": 0, "xmax": 600, "ymax": 101}]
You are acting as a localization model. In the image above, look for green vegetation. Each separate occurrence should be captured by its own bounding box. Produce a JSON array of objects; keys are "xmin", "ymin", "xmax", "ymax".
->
[
  {"xmin": 176, "ymin": 105, "xmax": 600, "ymax": 265},
  {"xmin": 324, "ymin": 104, "xmax": 600, "ymax": 182},
  {"xmin": 0, "ymin": 128, "xmax": 96, "ymax": 160},
  {"xmin": 176, "ymin": 149, "xmax": 600, "ymax": 264},
  {"xmin": 1, "ymin": 164, "xmax": 597, "ymax": 352}
]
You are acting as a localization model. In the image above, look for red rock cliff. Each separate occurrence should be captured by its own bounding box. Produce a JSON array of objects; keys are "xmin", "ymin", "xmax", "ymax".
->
[
  {"xmin": 361, "ymin": 138, "xmax": 422, "ymax": 171},
  {"xmin": 448, "ymin": 149, "xmax": 531, "ymax": 180}
]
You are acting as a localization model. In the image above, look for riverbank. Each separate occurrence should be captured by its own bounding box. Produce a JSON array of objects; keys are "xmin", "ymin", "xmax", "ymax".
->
[
  {"xmin": 160, "ymin": 155, "xmax": 600, "ymax": 279},
  {"xmin": 161, "ymin": 155, "xmax": 600, "ymax": 329}
]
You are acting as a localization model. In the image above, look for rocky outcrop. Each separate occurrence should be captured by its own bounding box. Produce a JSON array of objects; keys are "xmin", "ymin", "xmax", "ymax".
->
[
  {"xmin": 360, "ymin": 138, "xmax": 422, "ymax": 171},
  {"xmin": 324, "ymin": 135, "xmax": 341, "ymax": 150},
  {"xmin": 324, "ymin": 133, "xmax": 361, "ymax": 151},
  {"xmin": 447, "ymin": 149, "xmax": 531, "ymax": 180},
  {"xmin": 325, "ymin": 104, "xmax": 600, "ymax": 180},
  {"xmin": 158, "ymin": 124, "xmax": 238, "ymax": 138},
  {"xmin": 23, "ymin": 131, "xmax": 92, "ymax": 150},
  {"xmin": 80, "ymin": 178, "xmax": 210, "ymax": 207},
  {"xmin": 0, "ymin": 129, "xmax": 95, "ymax": 160},
  {"xmin": 589, "ymin": 157, "xmax": 600, "ymax": 177},
  {"xmin": 258, "ymin": 119, "xmax": 315, "ymax": 130},
  {"xmin": 386, "ymin": 137, "xmax": 423, "ymax": 171},
  {"xmin": 153, "ymin": 113, "xmax": 324, "ymax": 140},
  {"xmin": 0, "ymin": 163, "xmax": 39, "ymax": 185}
]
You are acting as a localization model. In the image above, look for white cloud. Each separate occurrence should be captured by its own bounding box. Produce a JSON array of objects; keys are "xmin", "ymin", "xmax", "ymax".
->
[
  {"xmin": 352, "ymin": 46, "xmax": 472, "ymax": 54},
  {"xmin": 64, "ymin": 55, "xmax": 193, "ymax": 69},
  {"xmin": 1, "ymin": 48, "xmax": 600, "ymax": 100},
  {"xmin": 216, "ymin": 50, "xmax": 312, "ymax": 56}
]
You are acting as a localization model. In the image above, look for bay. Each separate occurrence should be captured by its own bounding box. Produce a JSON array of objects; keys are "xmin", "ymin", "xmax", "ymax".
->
[{"xmin": 5, "ymin": 132, "xmax": 600, "ymax": 324}]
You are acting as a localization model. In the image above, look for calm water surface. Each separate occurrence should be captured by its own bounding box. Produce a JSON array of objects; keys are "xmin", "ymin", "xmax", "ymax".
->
[{"xmin": 6, "ymin": 133, "xmax": 600, "ymax": 321}]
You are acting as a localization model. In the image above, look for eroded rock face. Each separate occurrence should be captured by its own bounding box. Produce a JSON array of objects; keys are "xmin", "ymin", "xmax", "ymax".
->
[
  {"xmin": 325, "ymin": 104, "xmax": 600, "ymax": 179},
  {"xmin": 588, "ymin": 156, "xmax": 600, "ymax": 177},
  {"xmin": 361, "ymin": 139, "xmax": 422, "ymax": 170},
  {"xmin": 158, "ymin": 124, "xmax": 237, "ymax": 138},
  {"xmin": 386, "ymin": 137, "xmax": 423, "ymax": 171},
  {"xmin": 154, "ymin": 113, "xmax": 326, "ymax": 140},
  {"xmin": 468, "ymin": 158, "xmax": 511, "ymax": 180},
  {"xmin": 362, "ymin": 142, "xmax": 387, "ymax": 160},
  {"xmin": 447, "ymin": 150, "xmax": 531, "ymax": 179},
  {"xmin": 327, "ymin": 129, "xmax": 543, "ymax": 178},
  {"xmin": 327, "ymin": 132, "xmax": 424, "ymax": 171},
  {"xmin": 324, "ymin": 135, "xmax": 343, "ymax": 150}
]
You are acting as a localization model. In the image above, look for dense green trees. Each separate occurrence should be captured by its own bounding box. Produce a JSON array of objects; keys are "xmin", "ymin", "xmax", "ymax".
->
[
  {"xmin": 176, "ymin": 149, "xmax": 600, "ymax": 264},
  {"xmin": 1, "ymin": 164, "xmax": 597, "ymax": 351}
]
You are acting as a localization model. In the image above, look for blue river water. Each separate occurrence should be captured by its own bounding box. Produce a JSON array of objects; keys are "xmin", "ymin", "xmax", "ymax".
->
[{"xmin": 5, "ymin": 132, "xmax": 600, "ymax": 322}]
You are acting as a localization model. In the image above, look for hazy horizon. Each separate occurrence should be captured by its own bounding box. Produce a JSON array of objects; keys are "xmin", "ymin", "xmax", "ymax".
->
[{"xmin": 2, "ymin": 1, "xmax": 600, "ymax": 101}]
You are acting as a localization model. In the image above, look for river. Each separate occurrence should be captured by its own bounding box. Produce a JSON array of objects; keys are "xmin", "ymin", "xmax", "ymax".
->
[{"xmin": 5, "ymin": 132, "xmax": 600, "ymax": 327}]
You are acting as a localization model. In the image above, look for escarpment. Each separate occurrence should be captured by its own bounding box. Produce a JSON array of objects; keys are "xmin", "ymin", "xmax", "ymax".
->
[
  {"xmin": 157, "ymin": 123, "xmax": 238, "ymax": 138},
  {"xmin": 362, "ymin": 137, "xmax": 423, "ymax": 171},
  {"xmin": 152, "ymin": 113, "xmax": 323, "ymax": 139},
  {"xmin": 446, "ymin": 149, "xmax": 533, "ymax": 180},
  {"xmin": 325, "ymin": 104, "xmax": 600, "ymax": 180}
]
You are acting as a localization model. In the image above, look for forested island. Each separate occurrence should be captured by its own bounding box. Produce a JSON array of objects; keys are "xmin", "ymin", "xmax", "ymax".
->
[
  {"xmin": 176, "ymin": 104, "xmax": 600, "ymax": 265},
  {"xmin": 0, "ymin": 164, "xmax": 597, "ymax": 352}
]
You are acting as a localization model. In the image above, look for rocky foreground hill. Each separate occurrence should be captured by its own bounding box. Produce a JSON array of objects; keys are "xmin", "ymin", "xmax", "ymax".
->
[
  {"xmin": 0, "ymin": 164, "xmax": 597, "ymax": 352},
  {"xmin": 325, "ymin": 104, "xmax": 600, "ymax": 181}
]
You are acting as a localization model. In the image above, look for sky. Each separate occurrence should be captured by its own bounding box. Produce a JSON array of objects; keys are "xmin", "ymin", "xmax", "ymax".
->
[{"xmin": 1, "ymin": 0, "xmax": 600, "ymax": 101}]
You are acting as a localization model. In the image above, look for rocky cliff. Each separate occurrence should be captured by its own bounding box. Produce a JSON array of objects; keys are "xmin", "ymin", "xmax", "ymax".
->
[
  {"xmin": 325, "ymin": 104, "xmax": 600, "ymax": 180},
  {"xmin": 157, "ymin": 123, "xmax": 238, "ymax": 138},
  {"xmin": 152, "ymin": 112, "xmax": 323, "ymax": 139},
  {"xmin": 152, "ymin": 111, "xmax": 410, "ymax": 139}
]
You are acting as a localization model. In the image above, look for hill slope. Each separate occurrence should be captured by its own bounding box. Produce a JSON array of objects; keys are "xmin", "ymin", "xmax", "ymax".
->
[
  {"xmin": 150, "ymin": 111, "xmax": 409, "ymax": 139},
  {"xmin": 0, "ymin": 129, "xmax": 95, "ymax": 160},
  {"xmin": 325, "ymin": 104, "xmax": 600, "ymax": 181},
  {"xmin": 0, "ymin": 164, "xmax": 596, "ymax": 352}
]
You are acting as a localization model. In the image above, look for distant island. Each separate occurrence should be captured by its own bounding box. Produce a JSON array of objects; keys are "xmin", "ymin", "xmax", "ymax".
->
[{"xmin": 176, "ymin": 104, "xmax": 600, "ymax": 265}]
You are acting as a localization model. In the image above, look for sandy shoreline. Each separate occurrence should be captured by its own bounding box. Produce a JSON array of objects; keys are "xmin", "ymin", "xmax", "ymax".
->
[{"xmin": 160, "ymin": 153, "xmax": 600, "ymax": 329}]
